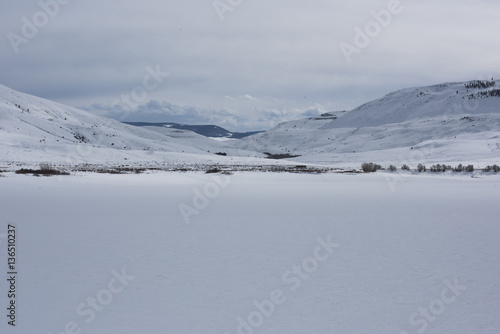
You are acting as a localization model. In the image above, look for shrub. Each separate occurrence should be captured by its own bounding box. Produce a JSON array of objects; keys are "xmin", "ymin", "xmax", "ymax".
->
[
  {"xmin": 430, "ymin": 164, "xmax": 451, "ymax": 172},
  {"xmin": 39, "ymin": 163, "xmax": 56, "ymax": 172},
  {"xmin": 465, "ymin": 165, "xmax": 474, "ymax": 172},
  {"xmin": 388, "ymin": 165, "xmax": 397, "ymax": 172},
  {"xmin": 417, "ymin": 164, "xmax": 426, "ymax": 172},
  {"xmin": 453, "ymin": 164, "xmax": 464, "ymax": 172},
  {"xmin": 361, "ymin": 162, "xmax": 382, "ymax": 173},
  {"xmin": 73, "ymin": 133, "xmax": 87, "ymax": 143},
  {"xmin": 361, "ymin": 163, "xmax": 371, "ymax": 173},
  {"xmin": 484, "ymin": 164, "xmax": 500, "ymax": 172},
  {"xmin": 401, "ymin": 164, "xmax": 410, "ymax": 171}
]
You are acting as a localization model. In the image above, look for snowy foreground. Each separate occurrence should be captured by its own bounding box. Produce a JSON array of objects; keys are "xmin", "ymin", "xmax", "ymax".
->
[{"xmin": 1, "ymin": 172, "xmax": 499, "ymax": 333}]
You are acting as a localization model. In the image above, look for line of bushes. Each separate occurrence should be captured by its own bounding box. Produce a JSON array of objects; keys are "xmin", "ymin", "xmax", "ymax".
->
[
  {"xmin": 484, "ymin": 164, "xmax": 500, "ymax": 172},
  {"xmin": 362, "ymin": 163, "xmax": 500, "ymax": 173},
  {"xmin": 429, "ymin": 164, "xmax": 474, "ymax": 172},
  {"xmin": 15, "ymin": 163, "xmax": 70, "ymax": 176}
]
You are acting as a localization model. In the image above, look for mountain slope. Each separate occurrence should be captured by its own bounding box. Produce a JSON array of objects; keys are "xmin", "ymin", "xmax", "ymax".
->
[
  {"xmin": 324, "ymin": 80, "xmax": 500, "ymax": 128},
  {"xmin": 236, "ymin": 81, "xmax": 500, "ymax": 166},
  {"xmin": 0, "ymin": 84, "xmax": 255, "ymax": 166}
]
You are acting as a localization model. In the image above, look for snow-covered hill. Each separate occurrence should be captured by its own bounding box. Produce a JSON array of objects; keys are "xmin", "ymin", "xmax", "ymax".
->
[
  {"xmin": 0, "ymin": 84, "xmax": 260, "ymax": 167},
  {"xmin": 237, "ymin": 80, "xmax": 500, "ymax": 166},
  {"xmin": 1, "ymin": 80, "xmax": 499, "ymax": 169},
  {"xmin": 325, "ymin": 80, "xmax": 500, "ymax": 128}
]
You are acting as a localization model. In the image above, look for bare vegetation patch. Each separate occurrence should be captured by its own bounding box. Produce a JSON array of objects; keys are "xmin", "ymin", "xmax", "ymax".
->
[
  {"xmin": 16, "ymin": 163, "xmax": 69, "ymax": 176},
  {"xmin": 484, "ymin": 165, "xmax": 500, "ymax": 172},
  {"xmin": 361, "ymin": 162, "xmax": 382, "ymax": 173}
]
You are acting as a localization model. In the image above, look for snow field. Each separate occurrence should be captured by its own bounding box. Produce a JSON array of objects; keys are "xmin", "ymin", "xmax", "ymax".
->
[{"xmin": 0, "ymin": 172, "xmax": 499, "ymax": 333}]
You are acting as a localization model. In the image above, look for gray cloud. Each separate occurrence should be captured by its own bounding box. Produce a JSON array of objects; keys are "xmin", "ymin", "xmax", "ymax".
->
[{"xmin": 1, "ymin": 0, "xmax": 499, "ymax": 131}]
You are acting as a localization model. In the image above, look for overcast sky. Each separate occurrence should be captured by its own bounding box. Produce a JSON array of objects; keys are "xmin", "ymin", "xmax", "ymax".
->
[{"xmin": 1, "ymin": 0, "xmax": 499, "ymax": 131}]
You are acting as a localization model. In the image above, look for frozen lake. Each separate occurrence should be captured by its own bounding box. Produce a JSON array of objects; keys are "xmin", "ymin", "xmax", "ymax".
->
[{"xmin": 0, "ymin": 172, "xmax": 499, "ymax": 333}]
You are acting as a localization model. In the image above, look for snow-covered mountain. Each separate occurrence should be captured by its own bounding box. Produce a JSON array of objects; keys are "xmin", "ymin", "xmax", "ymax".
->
[
  {"xmin": 237, "ymin": 80, "xmax": 500, "ymax": 166},
  {"xmin": 0, "ymin": 84, "xmax": 255, "ymax": 166},
  {"xmin": 1, "ymin": 80, "xmax": 499, "ymax": 169}
]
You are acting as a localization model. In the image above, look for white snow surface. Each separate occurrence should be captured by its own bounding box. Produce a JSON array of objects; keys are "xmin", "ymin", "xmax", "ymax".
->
[{"xmin": 0, "ymin": 172, "xmax": 499, "ymax": 333}]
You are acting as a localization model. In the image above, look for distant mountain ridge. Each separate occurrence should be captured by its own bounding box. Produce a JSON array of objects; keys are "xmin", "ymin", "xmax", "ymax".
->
[{"xmin": 124, "ymin": 122, "xmax": 263, "ymax": 139}]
